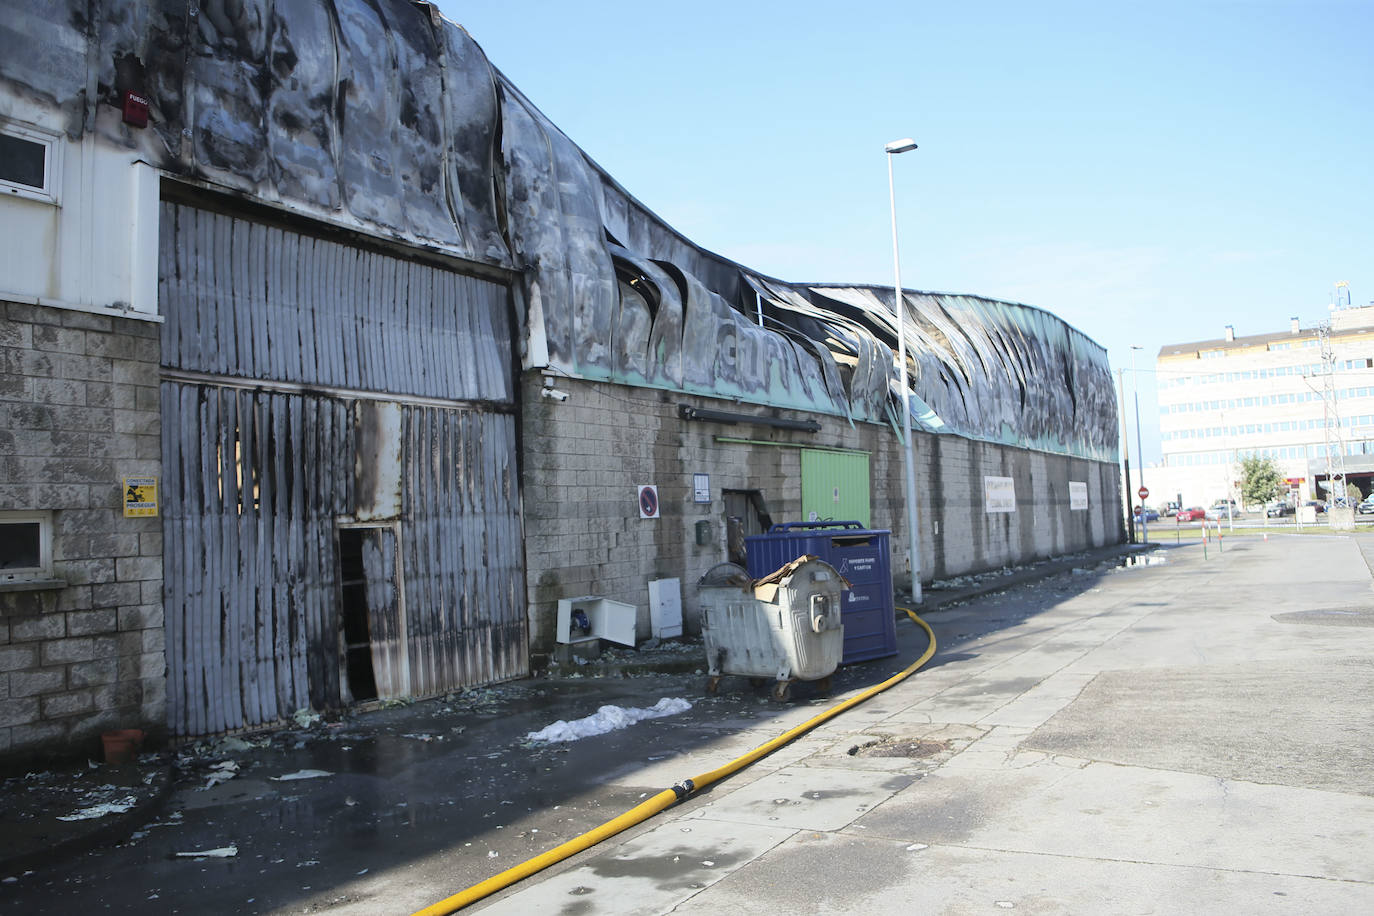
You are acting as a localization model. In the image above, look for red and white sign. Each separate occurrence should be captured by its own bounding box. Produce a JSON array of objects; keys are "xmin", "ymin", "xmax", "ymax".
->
[
  {"xmin": 1137, "ymin": 486, "xmax": 1149, "ymax": 500},
  {"xmin": 638, "ymin": 485, "xmax": 659, "ymax": 519}
]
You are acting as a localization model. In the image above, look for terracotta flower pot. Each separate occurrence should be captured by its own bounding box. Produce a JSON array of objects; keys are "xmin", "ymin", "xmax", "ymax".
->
[{"xmin": 101, "ymin": 728, "xmax": 145, "ymax": 765}]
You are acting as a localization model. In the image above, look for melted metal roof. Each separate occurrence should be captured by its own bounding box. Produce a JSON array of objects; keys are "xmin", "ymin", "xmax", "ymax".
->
[{"xmin": 0, "ymin": 0, "xmax": 1117, "ymax": 460}]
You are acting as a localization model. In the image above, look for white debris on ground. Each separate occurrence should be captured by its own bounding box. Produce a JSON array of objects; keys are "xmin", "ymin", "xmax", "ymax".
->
[
  {"xmin": 56, "ymin": 796, "xmax": 139, "ymax": 821},
  {"xmin": 928, "ymin": 550, "xmax": 1100, "ymax": 593},
  {"xmin": 292, "ymin": 708, "xmax": 323, "ymax": 728},
  {"xmin": 270, "ymin": 769, "xmax": 333, "ymax": 782},
  {"xmin": 175, "ymin": 845, "xmax": 238, "ymax": 858},
  {"xmin": 525, "ymin": 698, "xmax": 692, "ymax": 744},
  {"xmin": 201, "ymin": 761, "xmax": 239, "ymax": 789},
  {"xmin": 213, "ymin": 736, "xmax": 262, "ymax": 753}
]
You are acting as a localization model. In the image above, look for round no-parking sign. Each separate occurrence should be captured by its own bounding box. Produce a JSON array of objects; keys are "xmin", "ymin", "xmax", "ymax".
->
[{"xmin": 638, "ymin": 485, "xmax": 659, "ymax": 519}]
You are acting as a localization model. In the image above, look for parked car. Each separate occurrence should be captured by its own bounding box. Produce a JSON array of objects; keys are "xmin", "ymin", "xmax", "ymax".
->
[
  {"xmin": 1357, "ymin": 497, "xmax": 1374, "ymax": 516},
  {"xmin": 1305, "ymin": 500, "xmax": 1328, "ymax": 514},
  {"xmin": 1175, "ymin": 507, "xmax": 1208, "ymax": 522},
  {"xmin": 1206, "ymin": 505, "xmax": 1243, "ymax": 521},
  {"xmin": 1134, "ymin": 508, "xmax": 1160, "ymax": 523},
  {"xmin": 1266, "ymin": 502, "xmax": 1295, "ymax": 518}
]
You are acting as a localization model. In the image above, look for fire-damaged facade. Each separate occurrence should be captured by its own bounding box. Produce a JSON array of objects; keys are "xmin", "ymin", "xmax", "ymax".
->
[{"xmin": 0, "ymin": 0, "xmax": 1122, "ymax": 758}]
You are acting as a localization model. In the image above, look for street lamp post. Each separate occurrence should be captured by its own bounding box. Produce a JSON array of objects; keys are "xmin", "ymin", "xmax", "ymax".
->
[
  {"xmin": 1131, "ymin": 346, "xmax": 1148, "ymax": 543},
  {"xmin": 886, "ymin": 137, "xmax": 923, "ymax": 603},
  {"xmin": 1119, "ymin": 369, "xmax": 1136, "ymax": 544}
]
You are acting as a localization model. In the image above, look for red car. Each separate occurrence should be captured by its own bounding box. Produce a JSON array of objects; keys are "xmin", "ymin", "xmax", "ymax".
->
[{"xmin": 1175, "ymin": 507, "xmax": 1208, "ymax": 522}]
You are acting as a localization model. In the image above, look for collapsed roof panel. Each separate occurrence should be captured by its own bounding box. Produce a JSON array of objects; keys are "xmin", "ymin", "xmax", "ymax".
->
[
  {"xmin": 0, "ymin": 0, "xmax": 1117, "ymax": 461},
  {"xmin": 13, "ymin": 0, "xmax": 514, "ymax": 265}
]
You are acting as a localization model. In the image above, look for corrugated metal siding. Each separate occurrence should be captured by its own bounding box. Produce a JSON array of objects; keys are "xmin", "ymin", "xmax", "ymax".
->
[
  {"xmin": 402, "ymin": 407, "xmax": 526, "ymax": 695},
  {"xmin": 162, "ymin": 385, "xmax": 351, "ymax": 735},
  {"xmin": 159, "ymin": 200, "xmax": 513, "ymax": 403},
  {"xmin": 160, "ymin": 200, "xmax": 525, "ymax": 736}
]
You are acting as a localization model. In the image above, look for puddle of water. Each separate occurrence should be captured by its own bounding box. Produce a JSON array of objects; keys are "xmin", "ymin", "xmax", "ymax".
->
[{"xmin": 1117, "ymin": 554, "xmax": 1168, "ymax": 568}]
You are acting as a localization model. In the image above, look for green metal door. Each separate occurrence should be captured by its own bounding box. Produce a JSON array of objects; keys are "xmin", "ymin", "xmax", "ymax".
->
[{"xmin": 801, "ymin": 450, "xmax": 871, "ymax": 527}]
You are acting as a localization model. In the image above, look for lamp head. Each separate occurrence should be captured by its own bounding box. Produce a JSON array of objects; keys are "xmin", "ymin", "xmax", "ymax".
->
[{"xmin": 885, "ymin": 138, "xmax": 918, "ymax": 154}]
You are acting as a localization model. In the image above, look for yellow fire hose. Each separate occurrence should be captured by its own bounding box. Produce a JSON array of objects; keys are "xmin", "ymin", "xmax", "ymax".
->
[{"xmin": 411, "ymin": 608, "xmax": 936, "ymax": 916}]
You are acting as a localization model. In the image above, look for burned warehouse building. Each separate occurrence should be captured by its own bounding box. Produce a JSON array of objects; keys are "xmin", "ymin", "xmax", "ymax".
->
[{"xmin": 0, "ymin": 0, "xmax": 1122, "ymax": 758}]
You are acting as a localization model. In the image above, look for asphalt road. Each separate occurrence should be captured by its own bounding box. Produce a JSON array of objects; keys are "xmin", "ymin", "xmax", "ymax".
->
[{"xmin": 6, "ymin": 534, "xmax": 1373, "ymax": 914}]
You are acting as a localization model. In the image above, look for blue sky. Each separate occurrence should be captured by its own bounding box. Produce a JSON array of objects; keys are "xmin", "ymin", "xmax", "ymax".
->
[{"xmin": 437, "ymin": 0, "xmax": 1373, "ymax": 464}]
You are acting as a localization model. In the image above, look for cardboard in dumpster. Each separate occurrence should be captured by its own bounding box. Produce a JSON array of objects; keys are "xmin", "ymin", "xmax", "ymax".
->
[{"xmin": 752, "ymin": 555, "xmax": 850, "ymax": 603}]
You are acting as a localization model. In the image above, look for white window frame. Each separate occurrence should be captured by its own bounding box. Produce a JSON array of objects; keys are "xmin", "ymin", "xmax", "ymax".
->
[
  {"xmin": 0, "ymin": 117, "xmax": 61, "ymax": 205},
  {"xmin": 0, "ymin": 510, "xmax": 54, "ymax": 581}
]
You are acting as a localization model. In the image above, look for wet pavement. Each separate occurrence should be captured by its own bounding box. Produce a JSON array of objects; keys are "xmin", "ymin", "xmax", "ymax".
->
[{"xmin": 0, "ymin": 543, "xmax": 1144, "ymax": 914}]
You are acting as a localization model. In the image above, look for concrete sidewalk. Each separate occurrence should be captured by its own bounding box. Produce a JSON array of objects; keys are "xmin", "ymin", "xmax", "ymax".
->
[{"xmin": 452, "ymin": 533, "xmax": 1374, "ymax": 915}]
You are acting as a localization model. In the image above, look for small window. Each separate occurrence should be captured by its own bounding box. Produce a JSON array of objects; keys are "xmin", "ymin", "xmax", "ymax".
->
[
  {"xmin": 0, "ymin": 119, "xmax": 60, "ymax": 204},
  {"xmin": 0, "ymin": 511, "xmax": 53, "ymax": 581}
]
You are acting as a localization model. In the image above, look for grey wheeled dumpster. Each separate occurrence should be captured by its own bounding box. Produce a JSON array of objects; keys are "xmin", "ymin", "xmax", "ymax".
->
[{"xmin": 697, "ymin": 556, "xmax": 846, "ymax": 701}]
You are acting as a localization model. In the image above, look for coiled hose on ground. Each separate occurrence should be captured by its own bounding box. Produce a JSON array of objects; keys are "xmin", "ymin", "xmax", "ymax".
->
[{"xmin": 411, "ymin": 608, "xmax": 936, "ymax": 916}]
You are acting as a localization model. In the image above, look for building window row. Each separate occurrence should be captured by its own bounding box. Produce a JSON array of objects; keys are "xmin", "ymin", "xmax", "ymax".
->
[
  {"xmin": 1163, "ymin": 415, "xmax": 1374, "ymax": 443},
  {"xmin": 1166, "ymin": 441, "xmax": 1374, "ymax": 467},
  {"xmin": 1159, "ymin": 362, "xmax": 1367, "ymax": 389},
  {"xmin": 1162, "ymin": 386, "xmax": 1374, "ymax": 415}
]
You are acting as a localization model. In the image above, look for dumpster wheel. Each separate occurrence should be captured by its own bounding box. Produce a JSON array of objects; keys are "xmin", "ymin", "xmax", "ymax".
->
[{"xmin": 411, "ymin": 607, "xmax": 936, "ymax": 916}]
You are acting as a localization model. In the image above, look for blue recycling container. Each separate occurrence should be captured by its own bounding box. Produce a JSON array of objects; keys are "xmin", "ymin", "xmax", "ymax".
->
[{"xmin": 745, "ymin": 521, "xmax": 897, "ymax": 663}]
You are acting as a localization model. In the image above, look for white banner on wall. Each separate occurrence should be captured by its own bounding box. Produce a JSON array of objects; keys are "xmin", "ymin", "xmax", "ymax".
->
[
  {"xmin": 984, "ymin": 476, "xmax": 1017, "ymax": 513},
  {"xmin": 1069, "ymin": 481, "xmax": 1089, "ymax": 511}
]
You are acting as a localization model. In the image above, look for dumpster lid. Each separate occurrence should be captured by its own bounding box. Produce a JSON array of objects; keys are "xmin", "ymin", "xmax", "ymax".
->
[{"xmin": 697, "ymin": 562, "xmax": 752, "ymax": 590}]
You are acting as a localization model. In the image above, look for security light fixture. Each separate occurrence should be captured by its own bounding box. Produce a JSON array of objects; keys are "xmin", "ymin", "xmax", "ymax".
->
[{"xmin": 885, "ymin": 139, "xmax": 918, "ymax": 154}]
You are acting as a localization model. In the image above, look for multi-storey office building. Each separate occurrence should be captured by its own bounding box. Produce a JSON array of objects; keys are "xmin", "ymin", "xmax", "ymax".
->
[{"xmin": 1152, "ymin": 305, "xmax": 1374, "ymax": 509}]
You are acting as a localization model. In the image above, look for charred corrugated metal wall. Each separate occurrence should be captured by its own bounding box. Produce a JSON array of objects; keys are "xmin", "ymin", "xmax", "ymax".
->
[{"xmin": 158, "ymin": 199, "xmax": 522, "ymax": 734}]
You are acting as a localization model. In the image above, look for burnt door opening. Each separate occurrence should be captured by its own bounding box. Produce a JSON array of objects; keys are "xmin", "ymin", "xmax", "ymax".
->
[
  {"xmin": 723, "ymin": 489, "xmax": 773, "ymax": 566},
  {"xmin": 338, "ymin": 525, "xmax": 403, "ymax": 704},
  {"xmin": 338, "ymin": 528, "xmax": 379, "ymax": 702}
]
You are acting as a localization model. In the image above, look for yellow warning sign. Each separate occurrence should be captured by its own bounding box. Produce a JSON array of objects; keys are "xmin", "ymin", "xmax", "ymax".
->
[{"xmin": 123, "ymin": 477, "xmax": 158, "ymax": 518}]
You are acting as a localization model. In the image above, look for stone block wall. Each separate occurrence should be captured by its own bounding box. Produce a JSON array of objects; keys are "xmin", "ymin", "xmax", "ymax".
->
[
  {"xmin": 520, "ymin": 374, "xmax": 1124, "ymax": 654},
  {"xmin": 0, "ymin": 301, "xmax": 164, "ymax": 763}
]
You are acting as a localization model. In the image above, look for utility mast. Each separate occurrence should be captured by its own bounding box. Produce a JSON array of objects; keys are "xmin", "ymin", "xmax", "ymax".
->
[
  {"xmin": 1318, "ymin": 320, "xmax": 1349, "ymax": 506},
  {"xmin": 1319, "ymin": 282, "xmax": 1354, "ymax": 506}
]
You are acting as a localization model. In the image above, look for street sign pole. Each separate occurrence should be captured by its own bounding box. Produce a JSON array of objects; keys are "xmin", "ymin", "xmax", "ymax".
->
[{"xmin": 1138, "ymin": 486, "xmax": 1150, "ymax": 543}]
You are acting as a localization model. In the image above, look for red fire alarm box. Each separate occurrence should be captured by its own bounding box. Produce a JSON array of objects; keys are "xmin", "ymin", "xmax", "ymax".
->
[{"xmin": 123, "ymin": 91, "xmax": 149, "ymax": 128}]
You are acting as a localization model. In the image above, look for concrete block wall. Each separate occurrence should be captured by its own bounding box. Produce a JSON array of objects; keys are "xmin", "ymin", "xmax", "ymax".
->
[
  {"xmin": 0, "ymin": 301, "xmax": 164, "ymax": 763},
  {"xmin": 520, "ymin": 374, "xmax": 1124, "ymax": 654}
]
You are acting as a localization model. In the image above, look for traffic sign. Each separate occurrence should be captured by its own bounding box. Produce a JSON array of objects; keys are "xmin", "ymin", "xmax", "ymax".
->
[
  {"xmin": 638, "ymin": 485, "xmax": 659, "ymax": 519},
  {"xmin": 1138, "ymin": 486, "xmax": 1149, "ymax": 500}
]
